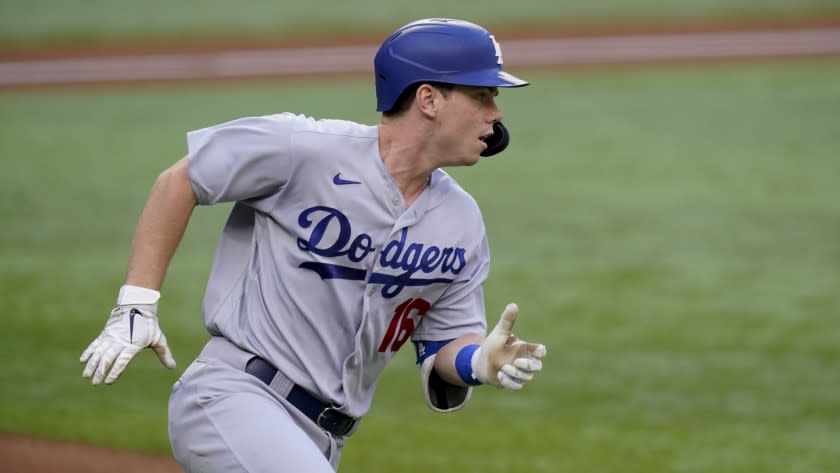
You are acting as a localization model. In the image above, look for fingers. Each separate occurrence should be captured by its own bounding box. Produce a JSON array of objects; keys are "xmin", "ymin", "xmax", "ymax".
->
[
  {"xmin": 82, "ymin": 308, "xmax": 173, "ymax": 385},
  {"xmin": 80, "ymin": 336, "xmax": 102, "ymax": 364},
  {"xmin": 500, "ymin": 363, "xmax": 534, "ymax": 382},
  {"xmin": 512, "ymin": 357, "xmax": 543, "ymax": 372},
  {"xmin": 492, "ymin": 303, "xmax": 519, "ymax": 335},
  {"xmin": 82, "ymin": 338, "xmax": 109, "ymax": 379},
  {"xmin": 103, "ymin": 346, "xmax": 141, "ymax": 384},
  {"xmin": 497, "ymin": 370, "xmax": 525, "ymax": 391},
  {"xmin": 528, "ymin": 343, "xmax": 547, "ymax": 359},
  {"xmin": 83, "ymin": 338, "xmax": 166, "ymax": 384},
  {"xmin": 92, "ymin": 342, "xmax": 125, "ymax": 385},
  {"xmin": 497, "ymin": 354, "xmax": 545, "ymax": 391},
  {"xmin": 152, "ymin": 333, "xmax": 177, "ymax": 369}
]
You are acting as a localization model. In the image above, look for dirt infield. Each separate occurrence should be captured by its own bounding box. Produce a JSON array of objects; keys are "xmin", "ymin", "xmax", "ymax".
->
[
  {"xmin": 1, "ymin": 16, "xmax": 839, "ymax": 89},
  {"xmin": 2, "ymin": 15, "xmax": 839, "ymax": 473},
  {"xmin": 0, "ymin": 433, "xmax": 182, "ymax": 472}
]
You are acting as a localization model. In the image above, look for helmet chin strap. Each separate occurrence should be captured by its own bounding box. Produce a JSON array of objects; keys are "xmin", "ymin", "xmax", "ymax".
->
[{"xmin": 480, "ymin": 122, "xmax": 511, "ymax": 157}]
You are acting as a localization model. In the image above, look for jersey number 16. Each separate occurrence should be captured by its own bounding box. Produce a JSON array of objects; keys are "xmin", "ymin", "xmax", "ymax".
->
[{"xmin": 377, "ymin": 298, "xmax": 430, "ymax": 352}]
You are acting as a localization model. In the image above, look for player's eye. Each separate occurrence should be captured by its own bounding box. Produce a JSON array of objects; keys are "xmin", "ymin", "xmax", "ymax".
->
[{"xmin": 476, "ymin": 88, "xmax": 498, "ymax": 104}]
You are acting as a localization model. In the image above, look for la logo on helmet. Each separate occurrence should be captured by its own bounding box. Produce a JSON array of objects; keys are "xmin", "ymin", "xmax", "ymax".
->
[{"xmin": 490, "ymin": 35, "xmax": 504, "ymax": 64}]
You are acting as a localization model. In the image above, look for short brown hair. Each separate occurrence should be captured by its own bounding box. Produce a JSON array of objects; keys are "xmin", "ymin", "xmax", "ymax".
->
[{"xmin": 382, "ymin": 82, "xmax": 453, "ymax": 118}]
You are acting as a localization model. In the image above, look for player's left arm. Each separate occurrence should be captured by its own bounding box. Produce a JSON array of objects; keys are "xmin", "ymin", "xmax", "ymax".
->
[
  {"xmin": 434, "ymin": 303, "xmax": 546, "ymax": 390},
  {"xmin": 432, "ymin": 333, "xmax": 483, "ymax": 385}
]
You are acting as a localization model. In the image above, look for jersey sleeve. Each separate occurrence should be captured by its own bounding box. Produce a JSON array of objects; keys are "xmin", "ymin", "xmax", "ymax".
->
[
  {"xmin": 186, "ymin": 113, "xmax": 299, "ymax": 205},
  {"xmin": 411, "ymin": 233, "xmax": 490, "ymax": 341},
  {"xmin": 418, "ymin": 352, "xmax": 474, "ymax": 413}
]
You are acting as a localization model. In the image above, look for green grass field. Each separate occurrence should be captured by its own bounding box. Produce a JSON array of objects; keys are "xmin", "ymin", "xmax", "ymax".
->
[
  {"xmin": 1, "ymin": 0, "xmax": 839, "ymax": 47},
  {"xmin": 1, "ymin": 59, "xmax": 839, "ymax": 472}
]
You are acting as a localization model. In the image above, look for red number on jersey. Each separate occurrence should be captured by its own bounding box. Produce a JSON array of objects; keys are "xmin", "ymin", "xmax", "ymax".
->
[{"xmin": 378, "ymin": 298, "xmax": 431, "ymax": 352}]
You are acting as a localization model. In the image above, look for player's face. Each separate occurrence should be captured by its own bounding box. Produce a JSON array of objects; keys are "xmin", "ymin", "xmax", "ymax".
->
[{"xmin": 438, "ymin": 85, "xmax": 503, "ymax": 166}]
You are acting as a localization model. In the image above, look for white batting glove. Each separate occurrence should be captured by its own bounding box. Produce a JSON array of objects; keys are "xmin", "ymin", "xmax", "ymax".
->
[
  {"xmin": 80, "ymin": 286, "xmax": 176, "ymax": 385},
  {"xmin": 472, "ymin": 303, "xmax": 546, "ymax": 390}
]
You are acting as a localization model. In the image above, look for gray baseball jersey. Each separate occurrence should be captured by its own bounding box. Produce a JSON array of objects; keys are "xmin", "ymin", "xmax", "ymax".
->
[{"xmin": 184, "ymin": 112, "xmax": 489, "ymax": 418}]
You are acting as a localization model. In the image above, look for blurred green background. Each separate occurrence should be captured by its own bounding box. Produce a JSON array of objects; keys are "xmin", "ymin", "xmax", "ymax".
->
[
  {"xmin": 1, "ymin": 0, "xmax": 840, "ymax": 47},
  {"xmin": 1, "ymin": 2, "xmax": 839, "ymax": 472}
]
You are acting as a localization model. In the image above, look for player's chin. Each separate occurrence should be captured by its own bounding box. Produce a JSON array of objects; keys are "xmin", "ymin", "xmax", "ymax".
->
[
  {"xmin": 449, "ymin": 142, "xmax": 484, "ymax": 166},
  {"xmin": 464, "ymin": 141, "xmax": 487, "ymax": 165},
  {"xmin": 463, "ymin": 151, "xmax": 482, "ymax": 166}
]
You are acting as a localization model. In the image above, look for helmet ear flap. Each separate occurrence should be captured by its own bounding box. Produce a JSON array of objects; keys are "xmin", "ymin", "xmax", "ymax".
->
[{"xmin": 480, "ymin": 122, "xmax": 511, "ymax": 157}]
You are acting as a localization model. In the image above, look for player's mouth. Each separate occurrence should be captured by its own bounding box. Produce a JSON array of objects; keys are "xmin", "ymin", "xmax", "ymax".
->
[{"xmin": 479, "ymin": 129, "xmax": 494, "ymax": 149}]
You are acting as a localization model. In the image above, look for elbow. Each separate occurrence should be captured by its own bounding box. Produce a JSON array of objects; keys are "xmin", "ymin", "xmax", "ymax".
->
[{"xmin": 156, "ymin": 157, "xmax": 197, "ymax": 207}]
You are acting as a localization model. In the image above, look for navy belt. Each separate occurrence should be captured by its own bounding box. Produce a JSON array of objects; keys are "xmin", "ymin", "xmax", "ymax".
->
[{"xmin": 245, "ymin": 356, "xmax": 358, "ymax": 437}]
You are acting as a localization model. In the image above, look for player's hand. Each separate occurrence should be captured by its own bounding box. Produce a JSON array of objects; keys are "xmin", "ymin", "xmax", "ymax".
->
[
  {"xmin": 472, "ymin": 303, "xmax": 546, "ymax": 390},
  {"xmin": 80, "ymin": 304, "xmax": 176, "ymax": 385}
]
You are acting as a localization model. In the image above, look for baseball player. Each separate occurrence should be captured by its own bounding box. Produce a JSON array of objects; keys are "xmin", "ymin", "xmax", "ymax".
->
[{"xmin": 81, "ymin": 18, "xmax": 547, "ymax": 472}]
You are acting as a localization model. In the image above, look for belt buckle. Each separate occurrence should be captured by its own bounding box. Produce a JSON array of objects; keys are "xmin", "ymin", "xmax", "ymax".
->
[{"xmin": 317, "ymin": 406, "xmax": 355, "ymax": 436}]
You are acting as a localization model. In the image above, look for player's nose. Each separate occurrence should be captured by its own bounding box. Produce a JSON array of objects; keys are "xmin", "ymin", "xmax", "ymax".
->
[{"xmin": 487, "ymin": 101, "xmax": 503, "ymax": 123}]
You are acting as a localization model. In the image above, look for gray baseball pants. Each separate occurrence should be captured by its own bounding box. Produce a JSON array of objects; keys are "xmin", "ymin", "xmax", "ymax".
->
[{"xmin": 168, "ymin": 337, "xmax": 345, "ymax": 472}]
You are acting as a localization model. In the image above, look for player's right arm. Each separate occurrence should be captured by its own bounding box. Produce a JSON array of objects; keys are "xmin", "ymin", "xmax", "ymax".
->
[
  {"xmin": 80, "ymin": 156, "xmax": 196, "ymax": 385},
  {"xmin": 125, "ymin": 156, "xmax": 197, "ymax": 290}
]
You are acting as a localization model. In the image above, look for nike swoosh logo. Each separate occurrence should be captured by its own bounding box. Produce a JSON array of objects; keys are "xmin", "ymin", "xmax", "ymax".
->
[
  {"xmin": 333, "ymin": 173, "xmax": 361, "ymax": 185},
  {"xmin": 129, "ymin": 308, "xmax": 140, "ymax": 343}
]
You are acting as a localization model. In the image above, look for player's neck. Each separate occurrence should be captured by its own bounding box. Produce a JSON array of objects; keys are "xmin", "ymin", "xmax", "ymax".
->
[{"xmin": 377, "ymin": 122, "xmax": 434, "ymax": 207}]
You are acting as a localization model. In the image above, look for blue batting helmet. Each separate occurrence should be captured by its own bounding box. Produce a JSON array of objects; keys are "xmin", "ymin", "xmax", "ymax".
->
[{"xmin": 374, "ymin": 18, "xmax": 529, "ymax": 112}]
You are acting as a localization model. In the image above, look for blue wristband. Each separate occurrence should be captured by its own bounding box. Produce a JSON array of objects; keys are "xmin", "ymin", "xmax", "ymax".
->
[{"xmin": 455, "ymin": 344, "xmax": 482, "ymax": 386}]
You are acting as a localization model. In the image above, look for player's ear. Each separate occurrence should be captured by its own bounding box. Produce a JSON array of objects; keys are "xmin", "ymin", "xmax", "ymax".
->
[{"xmin": 415, "ymin": 83, "xmax": 440, "ymax": 118}]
